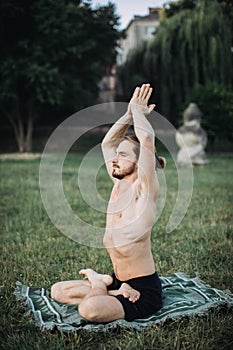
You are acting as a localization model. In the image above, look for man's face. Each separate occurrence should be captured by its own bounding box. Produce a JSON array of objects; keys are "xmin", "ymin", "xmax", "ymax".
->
[{"xmin": 112, "ymin": 140, "xmax": 138, "ymax": 180}]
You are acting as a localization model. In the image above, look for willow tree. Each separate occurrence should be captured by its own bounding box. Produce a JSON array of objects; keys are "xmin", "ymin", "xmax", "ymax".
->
[
  {"xmin": 119, "ymin": 0, "xmax": 232, "ymax": 124},
  {"xmin": 118, "ymin": 41, "xmax": 148, "ymax": 101}
]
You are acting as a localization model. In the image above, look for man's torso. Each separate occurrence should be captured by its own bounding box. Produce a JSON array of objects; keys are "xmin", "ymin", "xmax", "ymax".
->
[{"xmin": 103, "ymin": 179, "xmax": 157, "ymax": 280}]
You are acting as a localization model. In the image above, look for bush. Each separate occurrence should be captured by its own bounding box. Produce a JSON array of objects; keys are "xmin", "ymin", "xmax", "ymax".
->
[{"xmin": 183, "ymin": 84, "xmax": 233, "ymax": 145}]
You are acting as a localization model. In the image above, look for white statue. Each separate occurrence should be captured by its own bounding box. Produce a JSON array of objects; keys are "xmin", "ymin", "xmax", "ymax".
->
[{"xmin": 176, "ymin": 103, "xmax": 209, "ymax": 166}]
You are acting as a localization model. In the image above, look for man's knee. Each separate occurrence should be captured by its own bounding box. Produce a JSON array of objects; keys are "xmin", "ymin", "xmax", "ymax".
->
[
  {"xmin": 51, "ymin": 282, "xmax": 67, "ymax": 303},
  {"xmin": 78, "ymin": 298, "xmax": 100, "ymax": 322}
]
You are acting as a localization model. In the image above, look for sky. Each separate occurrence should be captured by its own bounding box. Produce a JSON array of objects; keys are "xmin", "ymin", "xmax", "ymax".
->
[{"xmin": 89, "ymin": 0, "xmax": 176, "ymax": 29}]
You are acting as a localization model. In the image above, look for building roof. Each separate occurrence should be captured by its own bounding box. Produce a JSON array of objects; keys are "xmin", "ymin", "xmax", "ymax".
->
[{"xmin": 126, "ymin": 8, "xmax": 161, "ymax": 30}]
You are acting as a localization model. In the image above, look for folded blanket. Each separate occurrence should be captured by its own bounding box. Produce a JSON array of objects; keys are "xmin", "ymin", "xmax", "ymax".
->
[{"xmin": 14, "ymin": 273, "xmax": 233, "ymax": 332}]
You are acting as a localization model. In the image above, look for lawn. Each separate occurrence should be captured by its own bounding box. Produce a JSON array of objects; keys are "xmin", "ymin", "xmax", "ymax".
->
[{"xmin": 0, "ymin": 153, "xmax": 232, "ymax": 350}]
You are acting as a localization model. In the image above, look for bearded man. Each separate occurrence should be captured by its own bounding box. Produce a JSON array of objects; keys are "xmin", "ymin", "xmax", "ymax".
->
[{"xmin": 51, "ymin": 83, "xmax": 165, "ymax": 322}]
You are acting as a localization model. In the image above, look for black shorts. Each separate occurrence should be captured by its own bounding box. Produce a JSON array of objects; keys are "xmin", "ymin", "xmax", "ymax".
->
[{"xmin": 107, "ymin": 272, "xmax": 163, "ymax": 321}]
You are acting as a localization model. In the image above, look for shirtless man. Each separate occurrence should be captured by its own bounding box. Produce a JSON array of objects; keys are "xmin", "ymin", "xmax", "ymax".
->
[{"xmin": 51, "ymin": 83, "xmax": 164, "ymax": 322}]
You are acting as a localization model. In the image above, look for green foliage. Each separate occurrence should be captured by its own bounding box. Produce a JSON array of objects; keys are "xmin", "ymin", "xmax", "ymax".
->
[
  {"xmin": 164, "ymin": 0, "xmax": 197, "ymax": 17},
  {"xmin": 183, "ymin": 84, "xmax": 233, "ymax": 144},
  {"xmin": 119, "ymin": 0, "xmax": 232, "ymax": 130},
  {"xmin": 0, "ymin": 154, "xmax": 233, "ymax": 349},
  {"xmin": 0, "ymin": 0, "xmax": 122, "ymax": 151},
  {"xmin": 118, "ymin": 42, "xmax": 148, "ymax": 101},
  {"xmin": 213, "ymin": 1, "xmax": 233, "ymax": 40},
  {"xmin": 0, "ymin": 0, "xmax": 121, "ymax": 109},
  {"xmin": 164, "ymin": 0, "xmax": 233, "ymax": 32}
]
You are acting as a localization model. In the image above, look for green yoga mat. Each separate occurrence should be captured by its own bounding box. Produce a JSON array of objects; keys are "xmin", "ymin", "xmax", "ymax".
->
[{"xmin": 14, "ymin": 273, "xmax": 233, "ymax": 332}]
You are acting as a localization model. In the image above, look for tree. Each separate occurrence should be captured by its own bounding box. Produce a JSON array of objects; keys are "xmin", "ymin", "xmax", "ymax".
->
[
  {"xmin": 164, "ymin": 0, "xmax": 197, "ymax": 17},
  {"xmin": 164, "ymin": 0, "xmax": 233, "ymax": 47},
  {"xmin": 119, "ymin": 0, "xmax": 232, "ymax": 126},
  {"xmin": 0, "ymin": 0, "xmax": 121, "ymax": 152}
]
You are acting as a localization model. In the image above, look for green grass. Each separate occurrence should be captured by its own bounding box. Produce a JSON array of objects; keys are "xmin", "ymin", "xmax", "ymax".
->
[{"xmin": 0, "ymin": 153, "xmax": 233, "ymax": 350}]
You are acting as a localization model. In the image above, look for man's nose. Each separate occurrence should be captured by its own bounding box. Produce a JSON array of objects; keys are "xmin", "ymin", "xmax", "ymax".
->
[{"xmin": 112, "ymin": 156, "xmax": 118, "ymax": 164}]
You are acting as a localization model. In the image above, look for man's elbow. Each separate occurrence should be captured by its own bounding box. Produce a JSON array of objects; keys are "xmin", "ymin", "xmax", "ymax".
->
[
  {"xmin": 101, "ymin": 134, "xmax": 109, "ymax": 146},
  {"xmin": 138, "ymin": 131, "xmax": 155, "ymax": 146},
  {"xmin": 101, "ymin": 136, "xmax": 118, "ymax": 149},
  {"xmin": 101, "ymin": 141, "xmax": 107, "ymax": 155},
  {"xmin": 101, "ymin": 139, "xmax": 115, "ymax": 155},
  {"xmin": 101, "ymin": 139, "xmax": 111, "ymax": 150}
]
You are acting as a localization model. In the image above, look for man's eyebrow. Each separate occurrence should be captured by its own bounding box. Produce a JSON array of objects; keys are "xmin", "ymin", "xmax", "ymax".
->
[{"xmin": 118, "ymin": 151, "xmax": 127, "ymax": 155}]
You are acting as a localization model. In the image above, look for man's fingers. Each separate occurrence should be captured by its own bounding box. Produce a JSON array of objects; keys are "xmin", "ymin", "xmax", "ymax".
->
[
  {"xmin": 139, "ymin": 83, "xmax": 148, "ymax": 98},
  {"xmin": 132, "ymin": 86, "xmax": 140, "ymax": 99},
  {"xmin": 146, "ymin": 87, "xmax": 153, "ymax": 101},
  {"xmin": 139, "ymin": 84, "xmax": 153, "ymax": 103},
  {"xmin": 131, "ymin": 84, "xmax": 154, "ymax": 110},
  {"xmin": 148, "ymin": 104, "xmax": 156, "ymax": 113}
]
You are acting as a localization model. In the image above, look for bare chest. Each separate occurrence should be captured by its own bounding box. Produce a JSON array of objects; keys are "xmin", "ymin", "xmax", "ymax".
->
[
  {"xmin": 104, "ymin": 183, "xmax": 155, "ymax": 248},
  {"xmin": 106, "ymin": 184, "xmax": 141, "ymax": 227}
]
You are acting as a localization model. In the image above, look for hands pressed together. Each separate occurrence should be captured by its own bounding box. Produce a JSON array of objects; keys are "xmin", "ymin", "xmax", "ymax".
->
[{"xmin": 128, "ymin": 83, "xmax": 156, "ymax": 116}]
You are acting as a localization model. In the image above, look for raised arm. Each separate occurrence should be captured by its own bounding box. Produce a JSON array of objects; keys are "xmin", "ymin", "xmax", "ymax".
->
[
  {"xmin": 130, "ymin": 84, "xmax": 158, "ymax": 191},
  {"xmin": 101, "ymin": 109, "xmax": 132, "ymax": 181},
  {"xmin": 101, "ymin": 86, "xmax": 151, "ymax": 181}
]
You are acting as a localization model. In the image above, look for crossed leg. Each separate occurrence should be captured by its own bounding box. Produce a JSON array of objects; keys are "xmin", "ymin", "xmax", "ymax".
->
[
  {"xmin": 51, "ymin": 268, "xmax": 140, "ymax": 323},
  {"xmin": 51, "ymin": 279, "xmax": 92, "ymax": 305}
]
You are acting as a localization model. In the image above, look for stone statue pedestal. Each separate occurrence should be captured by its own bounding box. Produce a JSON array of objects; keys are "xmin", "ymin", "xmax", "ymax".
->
[{"xmin": 176, "ymin": 103, "xmax": 209, "ymax": 166}]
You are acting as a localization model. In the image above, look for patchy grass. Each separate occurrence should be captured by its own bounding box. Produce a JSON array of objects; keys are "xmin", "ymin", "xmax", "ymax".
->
[{"xmin": 0, "ymin": 153, "xmax": 232, "ymax": 350}]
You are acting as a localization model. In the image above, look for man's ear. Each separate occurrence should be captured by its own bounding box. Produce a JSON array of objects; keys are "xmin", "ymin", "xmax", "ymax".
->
[
  {"xmin": 158, "ymin": 157, "xmax": 166, "ymax": 169},
  {"xmin": 155, "ymin": 155, "xmax": 166, "ymax": 169},
  {"xmin": 154, "ymin": 142, "xmax": 166, "ymax": 169}
]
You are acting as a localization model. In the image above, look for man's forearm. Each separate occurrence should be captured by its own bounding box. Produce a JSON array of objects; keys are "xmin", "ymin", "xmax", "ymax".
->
[
  {"xmin": 102, "ymin": 112, "xmax": 132, "ymax": 146},
  {"xmin": 131, "ymin": 105, "xmax": 155, "ymax": 142}
]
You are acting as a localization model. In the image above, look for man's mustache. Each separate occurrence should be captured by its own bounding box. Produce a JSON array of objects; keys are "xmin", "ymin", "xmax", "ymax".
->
[{"xmin": 112, "ymin": 163, "xmax": 120, "ymax": 169}]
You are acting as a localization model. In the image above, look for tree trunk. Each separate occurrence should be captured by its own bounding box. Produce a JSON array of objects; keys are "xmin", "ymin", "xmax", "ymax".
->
[
  {"xmin": 2, "ymin": 97, "xmax": 34, "ymax": 153},
  {"xmin": 17, "ymin": 118, "xmax": 25, "ymax": 153},
  {"xmin": 11, "ymin": 113, "xmax": 33, "ymax": 153},
  {"xmin": 15, "ymin": 117, "xmax": 33, "ymax": 153},
  {"xmin": 25, "ymin": 114, "xmax": 33, "ymax": 152}
]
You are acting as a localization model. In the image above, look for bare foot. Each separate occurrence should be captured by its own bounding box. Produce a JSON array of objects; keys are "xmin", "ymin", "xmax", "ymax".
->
[
  {"xmin": 79, "ymin": 268, "xmax": 113, "ymax": 288},
  {"xmin": 109, "ymin": 283, "xmax": 140, "ymax": 303}
]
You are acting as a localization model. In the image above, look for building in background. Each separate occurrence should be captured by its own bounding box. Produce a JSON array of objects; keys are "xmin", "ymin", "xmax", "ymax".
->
[
  {"xmin": 97, "ymin": 8, "xmax": 161, "ymax": 104},
  {"xmin": 117, "ymin": 7, "xmax": 161, "ymax": 65}
]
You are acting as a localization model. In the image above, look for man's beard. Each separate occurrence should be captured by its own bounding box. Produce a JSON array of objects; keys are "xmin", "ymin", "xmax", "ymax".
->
[{"xmin": 112, "ymin": 163, "xmax": 136, "ymax": 180}]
